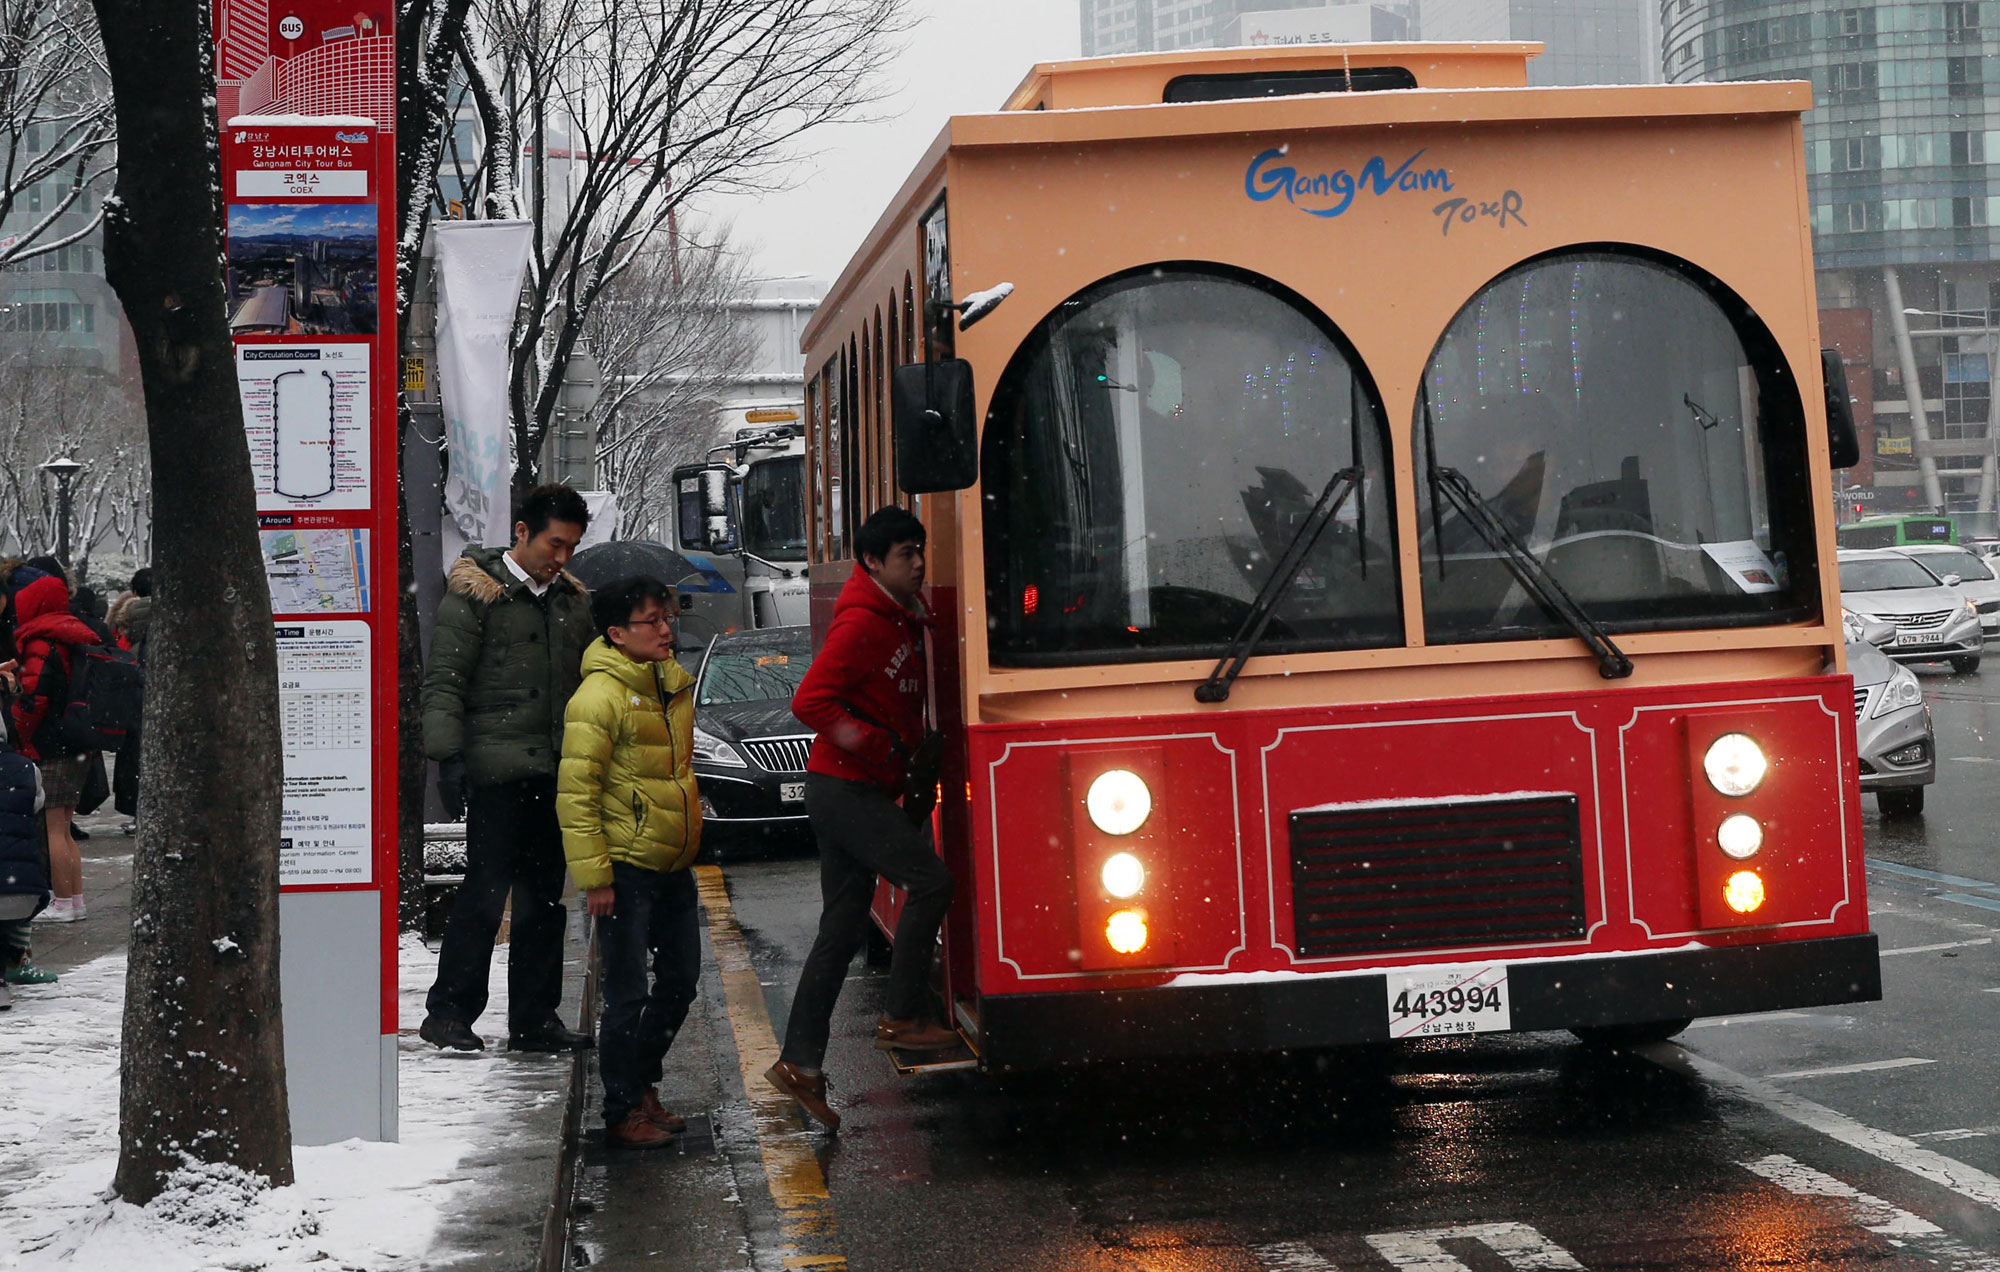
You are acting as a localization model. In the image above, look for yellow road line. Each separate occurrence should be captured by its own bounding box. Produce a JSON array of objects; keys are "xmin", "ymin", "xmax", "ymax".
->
[{"xmin": 694, "ymin": 864, "xmax": 847, "ymax": 1271}]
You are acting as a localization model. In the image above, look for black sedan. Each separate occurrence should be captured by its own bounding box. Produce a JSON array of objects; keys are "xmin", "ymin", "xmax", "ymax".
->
[{"xmin": 689, "ymin": 625, "xmax": 815, "ymax": 852}]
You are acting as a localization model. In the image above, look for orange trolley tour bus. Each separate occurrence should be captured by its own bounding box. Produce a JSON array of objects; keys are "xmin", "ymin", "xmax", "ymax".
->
[{"xmin": 796, "ymin": 42, "xmax": 1878, "ymax": 1071}]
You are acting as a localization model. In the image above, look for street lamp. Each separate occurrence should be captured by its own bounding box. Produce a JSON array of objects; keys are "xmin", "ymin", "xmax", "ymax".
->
[{"xmin": 38, "ymin": 454, "xmax": 84, "ymax": 568}]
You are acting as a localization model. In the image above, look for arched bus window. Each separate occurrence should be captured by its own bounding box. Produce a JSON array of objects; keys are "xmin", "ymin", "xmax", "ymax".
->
[
  {"xmin": 806, "ymin": 373, "xmax": 824, "ymax": 560},
  {"xmin": 887, "ymin": 296, "xmax": 901, "ymax": 391},
  {"xmin": 983, "ymin": 264, "xmax": 1399, "ymax": 665},
  {"xmin": 874, "ymin": 305, "xmax": 888, "ymax": 502},
  {"xmin": 824, "ymin": 357, "xmax": 846, "ymax": 559},
  {"xmin": 1415, "ymin": 248, "xmax": 1817, "ymax": 645},
  {"xmin": 843, "ymin": 339, "xmax": 860, "ymax": 547}
]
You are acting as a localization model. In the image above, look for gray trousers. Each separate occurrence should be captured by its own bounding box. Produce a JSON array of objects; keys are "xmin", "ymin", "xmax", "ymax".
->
[{"xmin": 779, "ymin": 773, "xmax": 954, "ymax": 1070}]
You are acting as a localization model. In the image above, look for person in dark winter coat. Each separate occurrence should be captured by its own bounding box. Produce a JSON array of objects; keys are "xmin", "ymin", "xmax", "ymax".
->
[
  {"xmin": 109, "ymin": 594, "xmax": 151, "ymax": 827},
  {"xmin": 418, "ymin": 484, "xmax": 598, "ymax": 1054},
  {"xmin": 0, "ymin": 600, "xmax": 51, "ymax": 1003},
  {"xmin": 10, "ymin": 568, "xmax": 96, "ymax": 923},
  {"xmin": 0, "ymin": 747, "xmax": 51, "ymax": 1004},
  {"xmin": 764, "ymin": 507, "xmax": 956, "ymax": 1133}
]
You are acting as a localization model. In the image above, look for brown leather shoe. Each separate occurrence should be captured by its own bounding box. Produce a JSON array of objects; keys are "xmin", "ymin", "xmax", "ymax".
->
[
  {"xmin": 641, "ymin": 1085, "xmax": 687, "ymax": 1133},
  {"xmin": 764, "ymin": 1059, "xmax": 840, "ymax": 1131},
  {"xmin": 606, "ymin": 1107, "xmax": 676, "ymax": 1150},
  {"xmin": 874, "ymin": 1017, "xmax": 959, "ymax": 1052}
]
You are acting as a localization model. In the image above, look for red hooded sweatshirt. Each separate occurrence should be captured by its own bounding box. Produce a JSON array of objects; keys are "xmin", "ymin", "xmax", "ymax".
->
[
  {"xmin": 11, "ymin": 572, "xmax": 99, "ymax": 762},
  {"xmin": 792, "ymin": 564, "xmax": 930, "ymax": 796}
]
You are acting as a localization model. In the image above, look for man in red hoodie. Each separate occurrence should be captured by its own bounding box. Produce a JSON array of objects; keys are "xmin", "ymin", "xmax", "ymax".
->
[{"xmin": 766, "ymin": 507, "xmax": 956, "ymax": 1131}]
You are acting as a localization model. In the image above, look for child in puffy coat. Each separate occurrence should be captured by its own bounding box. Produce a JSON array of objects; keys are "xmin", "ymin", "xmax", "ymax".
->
[{"xmin": 556, "ymin": 575, "xmax": 701, "ymax": 1150}]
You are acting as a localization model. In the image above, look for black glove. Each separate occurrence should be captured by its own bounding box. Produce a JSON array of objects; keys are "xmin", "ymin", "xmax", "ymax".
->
[{"xmin": 437, "ymin": 757, "xmax": 467, "ymax": 822}]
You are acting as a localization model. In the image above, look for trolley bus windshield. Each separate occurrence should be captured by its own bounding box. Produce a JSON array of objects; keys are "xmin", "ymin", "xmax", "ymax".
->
[
  {"xmin": 742, "ymin": 455, "xmax": 807, "ymax": 561},
  {"xmin": 1417, "ymin": 251, "xmax": 1817, "ymax": 643},
  {"xmin": 982, "ymin": 267, "xmax": 1399, "ymax": 665}
]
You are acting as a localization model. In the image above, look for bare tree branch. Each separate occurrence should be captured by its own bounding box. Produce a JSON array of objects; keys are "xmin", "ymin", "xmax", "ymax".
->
[
  {"xmin": 470, "ymin": 0, "xmax": 909, "ymax": 489},
  {"xmin": 0, "ymin": 0, "xmax": 116, "ymax": 267}
]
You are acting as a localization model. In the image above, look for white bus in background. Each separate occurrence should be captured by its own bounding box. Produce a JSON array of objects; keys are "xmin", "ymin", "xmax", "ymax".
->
[{"xmin": 674, "ymin": 403, "xmax": 811, "ymax": 630}]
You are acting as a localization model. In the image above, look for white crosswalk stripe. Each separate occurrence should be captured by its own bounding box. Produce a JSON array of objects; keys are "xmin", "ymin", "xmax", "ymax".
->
[
  {"xmin": 1250, "ymin": 1240, "xmax": 1342, "ymax": 1271},
  {"xmin": 1741, "ymin": 1154, "xmax": 2000, "ymax": 1270},
  {"xmin": 1365, "ymin": 1222, "xmax": 1587, "ymax": 1270}
]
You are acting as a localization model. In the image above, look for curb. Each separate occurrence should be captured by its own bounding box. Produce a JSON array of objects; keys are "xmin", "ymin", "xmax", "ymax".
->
[{"xmin": 538, "ymin": 922, "xmax": 600, "ymax": 1272}]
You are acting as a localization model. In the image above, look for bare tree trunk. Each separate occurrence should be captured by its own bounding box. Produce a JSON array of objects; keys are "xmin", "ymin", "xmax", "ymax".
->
[
  {"xmin": 394, "ymin": 0, "xmax": 475, "ymax": 929},
  {"xmin": 396, "ymin": 399, "xmax": 426, "ymax": 930},
  {"xmin": 90, "ymin": 0, "xmax": 291, "ymax": 1202}
]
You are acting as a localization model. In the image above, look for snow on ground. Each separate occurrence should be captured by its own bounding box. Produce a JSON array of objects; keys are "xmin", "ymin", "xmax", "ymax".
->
[{"xmin": 0, "ymin": 933, "xmax": 565, "ymax": 1270}]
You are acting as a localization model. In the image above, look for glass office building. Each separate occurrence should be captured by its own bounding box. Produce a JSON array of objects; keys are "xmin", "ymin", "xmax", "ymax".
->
[{"xmin": 1669, "ymin": 2, "xmax": 2000, "ymax": 524}]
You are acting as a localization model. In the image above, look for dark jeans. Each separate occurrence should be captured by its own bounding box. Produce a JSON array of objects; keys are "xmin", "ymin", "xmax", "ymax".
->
[
  {"xmin": 597, "ymin": 863, "xmax": 701, "ymax": 1126},
  {"xmin": 780, "ymin": 773, "xmax": 954, "ymax": 1071},
  {"xmin": 426, "ymin": 777, "xmax": 568, "ymax": 1033}
]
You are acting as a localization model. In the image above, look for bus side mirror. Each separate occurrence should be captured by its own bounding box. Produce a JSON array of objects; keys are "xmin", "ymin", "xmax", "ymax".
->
[
  {"xmin": 1822, "ymin": 349, "xmax": 1861, "ymax": 470},
  {"xmin": 675, "ymin": 463, "xmax": 739, "ymax": 553},
  {"xmin": 891, "ymin": 359, "xmax": 979, "ymax": 493}
]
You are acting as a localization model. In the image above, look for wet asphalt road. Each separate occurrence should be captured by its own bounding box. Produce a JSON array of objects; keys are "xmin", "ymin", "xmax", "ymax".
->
[{"xmin": 603, "ymin": 664, "xmax": 2000, "ymax": 1272}]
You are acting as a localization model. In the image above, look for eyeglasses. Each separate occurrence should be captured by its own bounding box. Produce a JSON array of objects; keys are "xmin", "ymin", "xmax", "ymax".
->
[{"xmin": 619, "ymin": 615, "xmax": 673, "ymax": 631}]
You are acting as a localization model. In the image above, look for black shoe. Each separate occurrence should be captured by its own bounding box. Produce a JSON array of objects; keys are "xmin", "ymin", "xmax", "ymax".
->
[
  {"xmin": 420, "ymin": 1015, "xmax": 485, "ymax": 1052},
  {"xmin": 72, "ymin": 824, "xmax": 91, "ymax": 840},
  {"xmin": 508, "ymin": 1020, "xmax": 594, "ymax": 1053}
]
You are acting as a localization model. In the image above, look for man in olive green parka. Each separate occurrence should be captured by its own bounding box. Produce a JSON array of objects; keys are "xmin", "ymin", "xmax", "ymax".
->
[{"xmin": 420, "ymin": 484, "xmax": 597, "ymax": 1053}]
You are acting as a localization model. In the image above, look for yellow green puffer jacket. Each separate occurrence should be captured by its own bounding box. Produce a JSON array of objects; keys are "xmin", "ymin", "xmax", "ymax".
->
[{"xmin": 557, "ymin": 638, "xmax": 701, "ymax": 890}]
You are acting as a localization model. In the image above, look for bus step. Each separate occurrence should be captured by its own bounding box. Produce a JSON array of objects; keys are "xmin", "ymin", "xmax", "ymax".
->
[{"xmin": 886, "ymin": 1036, "xmax": 979, "ymax": 1075}]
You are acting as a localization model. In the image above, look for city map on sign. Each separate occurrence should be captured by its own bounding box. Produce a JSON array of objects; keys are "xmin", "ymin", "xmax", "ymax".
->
[{"xmin": 261, "ymin": 527, "xmax": 370, "ymax": 613}]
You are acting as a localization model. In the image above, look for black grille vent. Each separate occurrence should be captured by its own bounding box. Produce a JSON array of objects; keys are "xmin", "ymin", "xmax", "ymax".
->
[{"xmin": 1289, "ymin": 795, "xmax": 1587, "ymax": 959}]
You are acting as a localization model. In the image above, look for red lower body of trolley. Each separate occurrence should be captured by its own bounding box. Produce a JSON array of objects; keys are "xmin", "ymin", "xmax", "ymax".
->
[{"xmin": 880, "ymin": 673, "xmax": 1879, "ymax": 1071}]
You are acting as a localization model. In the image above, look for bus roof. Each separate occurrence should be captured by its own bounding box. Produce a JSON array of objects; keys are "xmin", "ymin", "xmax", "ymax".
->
[
  {"xmin": 801, "ymin": 62, "xmax": 1810, "ymax": 351},
  {"xmin": 1001, "ymin": 42, "xmax": 1544, "ymax": 111}
]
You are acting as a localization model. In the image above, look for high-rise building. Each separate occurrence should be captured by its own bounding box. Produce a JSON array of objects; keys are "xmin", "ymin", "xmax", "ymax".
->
[
  {"xmin": 1668, "ymin": 2, "xmax": 2000, "ymax": 525},
  {"xmin": 1420, "ymin": 0, "xmax": 1651, "ymax": 85},
  {"xmin": 1081, "ymin": 0, "xmax": 1367, "ymax": 56},
  {"xmin": 1078, "ymin": 0, "xmax": 1634, "ymax": 83}
]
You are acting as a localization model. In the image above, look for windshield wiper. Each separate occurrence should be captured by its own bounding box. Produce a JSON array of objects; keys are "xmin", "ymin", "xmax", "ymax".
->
[
  {"xmin": 1421, "ymin": 392, "xmax": 1632, "ymax": 680},
  {"xmin": 1195, "ymin": 464, "xmax": 1363, "ymax": 703}
]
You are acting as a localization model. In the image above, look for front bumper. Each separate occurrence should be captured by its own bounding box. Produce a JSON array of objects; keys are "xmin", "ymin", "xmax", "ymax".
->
[
  {"xmin": 975, "ymin": 934, "xmax": 1881, "ymax": 1070},
  {"xmin": 1854, "ymin": 703, "xmax": 1935, "ymax": 790},
  {"xmin": 1883, "ymin": 618, "xmax": 1982, "ymax": 664},
  {"xmin": 694, "ymin": 768, "xmax": 810, "ymax": 825}
]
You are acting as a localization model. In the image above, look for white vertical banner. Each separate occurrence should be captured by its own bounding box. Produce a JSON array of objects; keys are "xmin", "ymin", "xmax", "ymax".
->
[
  {"xmin": 579, "ymin": 490, "xmax": 619, "ymax": 547},
  {"xmin": 434, "ymin": 220, "xmax": 533, "ymax": 565}
]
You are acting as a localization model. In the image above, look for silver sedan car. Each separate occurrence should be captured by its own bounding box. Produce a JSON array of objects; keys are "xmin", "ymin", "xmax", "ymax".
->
[
  {"xmin": 1844, "ymin": 614, "xmax": 1935, "ymax": 817},
  {"xmin": 1892, "ymin": 542, "xmax": 2000, "ymax": 638},
  {"xmin": 1837, "ymin": 548, "xmax": 1984, "ymax": 674}
]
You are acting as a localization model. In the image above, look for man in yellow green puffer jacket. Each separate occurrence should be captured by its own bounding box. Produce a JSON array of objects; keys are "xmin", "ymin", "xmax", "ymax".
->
[{"xmin": 557, "ymin": 575, "xmax": 702, "ymax": 1151}]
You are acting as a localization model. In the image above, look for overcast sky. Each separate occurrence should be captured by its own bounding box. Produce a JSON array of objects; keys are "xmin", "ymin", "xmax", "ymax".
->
[{"xmin": 703, "ymin": 0, "xmax": 1081, "ymax": 286}]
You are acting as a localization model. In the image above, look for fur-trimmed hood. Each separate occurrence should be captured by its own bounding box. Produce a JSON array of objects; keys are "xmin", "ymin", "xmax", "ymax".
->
[{"xmin": 447, "ymin": 545, "xmax": 587, "ymax": 604}]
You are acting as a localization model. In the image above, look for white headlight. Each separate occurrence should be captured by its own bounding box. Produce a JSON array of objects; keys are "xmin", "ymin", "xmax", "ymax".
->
[
  {"xmin": 1086, "ymin": 770, "xmax": 1151, "ymax": 835},
  {"xmin": 1870, "ymin": 667, "xmax": 1924, "ymax": 718},
  {"xmin": 1717, "ymin": 813, "xmax": 1763, "ymax": 860},
  {"xmin": 1703, "ymin": 733, "xmax": 1768, "ymax": 796},
  {"xmin": 1101, "ymin": 852, "xmax": 1145, "ymax": 899},
  {"xmin": 692, "ymin": 726, "xmax": 746, "ymax": 767}
]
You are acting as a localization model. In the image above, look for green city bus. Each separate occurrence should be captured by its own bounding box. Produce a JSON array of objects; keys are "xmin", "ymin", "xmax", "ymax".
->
[{"xmin": 1836, "ymin": 514, "xmax": 1956, "ymax": 549}]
